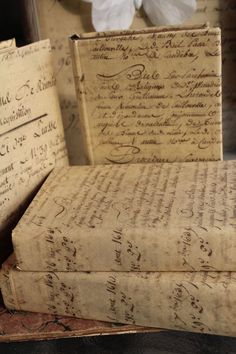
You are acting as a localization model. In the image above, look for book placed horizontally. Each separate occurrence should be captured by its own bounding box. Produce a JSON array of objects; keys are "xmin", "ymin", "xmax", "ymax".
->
[
  {"xmin": 2, "ymin": 254, "xmax": 236, "ymax": 337},
  {"xmin": 1, "ymin": 160, "xmax": 236, "ymax": 337},
  {"xmin": 11, "ymin": 160, "xmax": 236, "ymax": 272}
]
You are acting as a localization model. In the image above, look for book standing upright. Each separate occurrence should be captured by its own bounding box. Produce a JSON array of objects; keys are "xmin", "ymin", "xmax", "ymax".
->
[{"xmin": 70, "ymin": 25, "xmax": 222, "ymax": 164}]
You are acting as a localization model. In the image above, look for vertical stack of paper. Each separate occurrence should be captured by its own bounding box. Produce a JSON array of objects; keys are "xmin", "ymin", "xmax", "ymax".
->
[{"xmin": 0, "ymin": 39, "xmax": 68, "ymax": 264}]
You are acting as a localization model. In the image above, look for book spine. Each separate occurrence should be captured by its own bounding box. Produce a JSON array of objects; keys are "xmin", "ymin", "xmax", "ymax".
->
[
  {"xmin": 69, "ymin": 37, "xmax": 94, "ymax": 165},
  {"xmin": 1, "ymin": 266, "xmax": 236, "ymax": 337}
]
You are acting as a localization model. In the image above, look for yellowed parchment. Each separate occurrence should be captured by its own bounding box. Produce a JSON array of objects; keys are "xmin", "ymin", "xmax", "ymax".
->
[
  {"xmin": 70, "ymin": 26, "xmax": 222, "ymax": 164},
  {"xmin": 35, "ymin": 0, "xmax": 236, "ymax": 162},
  {"xmin": 2, "ymin": 255, "xmax": 236, "ymax": 337},
  {"xmin": 12, "ymin": 160, "xmax": 236, "ymax": 272},
  {"xmin": 0, "ymin": 40, "xmax": 68, "ymax": 262}
]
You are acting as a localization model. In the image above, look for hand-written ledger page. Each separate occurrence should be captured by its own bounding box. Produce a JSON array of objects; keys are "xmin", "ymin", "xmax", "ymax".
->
[
  {"xmin": 73, "ymin": 27, "xmax": 222, "ymax": 164},
  {"xmin": 13, "ymin": 160, "xmax": 236, "ymax": 271},
  {"xmin": 0, "ymin": 40, "xmax": 68, "ymax": 261}
]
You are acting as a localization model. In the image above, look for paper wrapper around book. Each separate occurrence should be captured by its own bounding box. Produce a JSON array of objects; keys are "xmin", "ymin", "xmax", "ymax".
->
[
  {"xmin": 69, "ymin": 24, "xmax": 223, "ymax": 165},
  {"xmin": 12, "ymin": 160, "xmax": 236, "ymax": 272}
]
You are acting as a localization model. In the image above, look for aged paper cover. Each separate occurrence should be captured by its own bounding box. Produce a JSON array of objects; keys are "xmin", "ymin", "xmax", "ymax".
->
[
  {"xmin": 12, "ymin": 160, "xmax": 236, "ymax": 272},
  {"xmin": 70, "ymin": 25, "xmax": 222, "ymax": 165},
  {"xmin": 2, "ymin": 255, "xmax": 236, "ymax": 337},
  {"xmin": 0, "ymin": 40, "xmax": 68, "ymax": 264},
  {"xmin": 36, "ymin": 0, "xmax": 236, "ymax": 162}
]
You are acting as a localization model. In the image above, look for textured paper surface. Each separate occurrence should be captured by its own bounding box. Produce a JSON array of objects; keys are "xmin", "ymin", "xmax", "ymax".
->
[
  {"xmin": 36, "ymin": 0, "xmax": 150, "ymax": 164},
  {"xmin": 70, "ymin": 26, "xmax": 222, "ymax": 164},
  {"xmin": 36, "ymin": 0, "xmax": 236, "ymax": 163},
  {"xmin": 2, "ymin": 256, "xmax": 236, "ymax": 337},
  {"xmin": 13, "ymin": 160, "xmax": 236, "ymax": 272},
  {"xmin": 0, "ymin": 40, "xmax": 68, "ymax": 263}
]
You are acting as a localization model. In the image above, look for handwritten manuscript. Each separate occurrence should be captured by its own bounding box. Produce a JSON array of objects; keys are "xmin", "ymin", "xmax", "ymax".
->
[
  {"xmin": 0, "ymin": 39, "xmax": 68, "ymax": 264},
  {"xmin": 70, "ymin": 25, "xmax": 222, "ymax": 165},
  {"xmin": 2, "ymin": 255, "xmax": 236, "ymax": 337},
  {"xmin": 12, "ymin": 160, "xmax": 236, "ymax": 272},
  {"xmin": 35, "ymin": 0, "xmax": 236, "ymax": 162}
]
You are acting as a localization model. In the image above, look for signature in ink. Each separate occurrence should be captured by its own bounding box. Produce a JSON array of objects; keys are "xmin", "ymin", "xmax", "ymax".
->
[
  {"xmin": 106, "ymin": 144, "xmax": 141, "ymax": 164},
  {"xmin": 97, "ymin": 64, "xmax": 145, "ymax": 81}
]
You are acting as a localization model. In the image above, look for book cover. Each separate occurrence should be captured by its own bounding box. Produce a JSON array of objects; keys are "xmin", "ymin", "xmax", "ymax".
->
[
  {"xmin": 12, "ymin": 160, "xmax": 236, "ymax": 272},
  {"xmin": 0, "ymin": 39, "xmax": 68, "ymax": 264},
  {"xmin": 35, "ymin": 0, "xmax": 236, "ymax": 160},
  {"xmin": 69, "ymin": 25, "xmax": 222, "ymax": 165}
]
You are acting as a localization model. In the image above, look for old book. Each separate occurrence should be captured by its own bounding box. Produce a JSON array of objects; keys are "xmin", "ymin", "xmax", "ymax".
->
[
  {"xmin": 70, "ymin": 25, "xmax": 222, "ymax": 165},
  {"xmin": 1, "ymin": 255, "xmax": 236, "ymax": 337},
  {"xmin": 35, "ymin": 0, "xmax": 236, "ymax": 163},
  {"xmin": 0, "ymin": 39, "xmax": 68, "ymax": 264},
  {"xmin": 12, "ymin": 160, "xmax": 236, "ymax": 272}
]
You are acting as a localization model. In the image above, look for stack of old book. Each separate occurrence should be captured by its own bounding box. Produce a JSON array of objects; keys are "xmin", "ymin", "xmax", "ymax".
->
[
  {"xmin": 1, "ymin": 25, "xmax": 236, "ymax": 338},
  {"xmin": 1, "ymin": 160, "xmax": 236, "ymax": 337}
]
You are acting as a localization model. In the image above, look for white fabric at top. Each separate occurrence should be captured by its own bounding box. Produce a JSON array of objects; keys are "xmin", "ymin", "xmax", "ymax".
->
[
  {"xmin": 92, "ymin": 0, "xmax": 136, "ymax": 31},
  {"xmin": 82, "ymin": 0, "xmax": 197, "ymax": 31}
]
